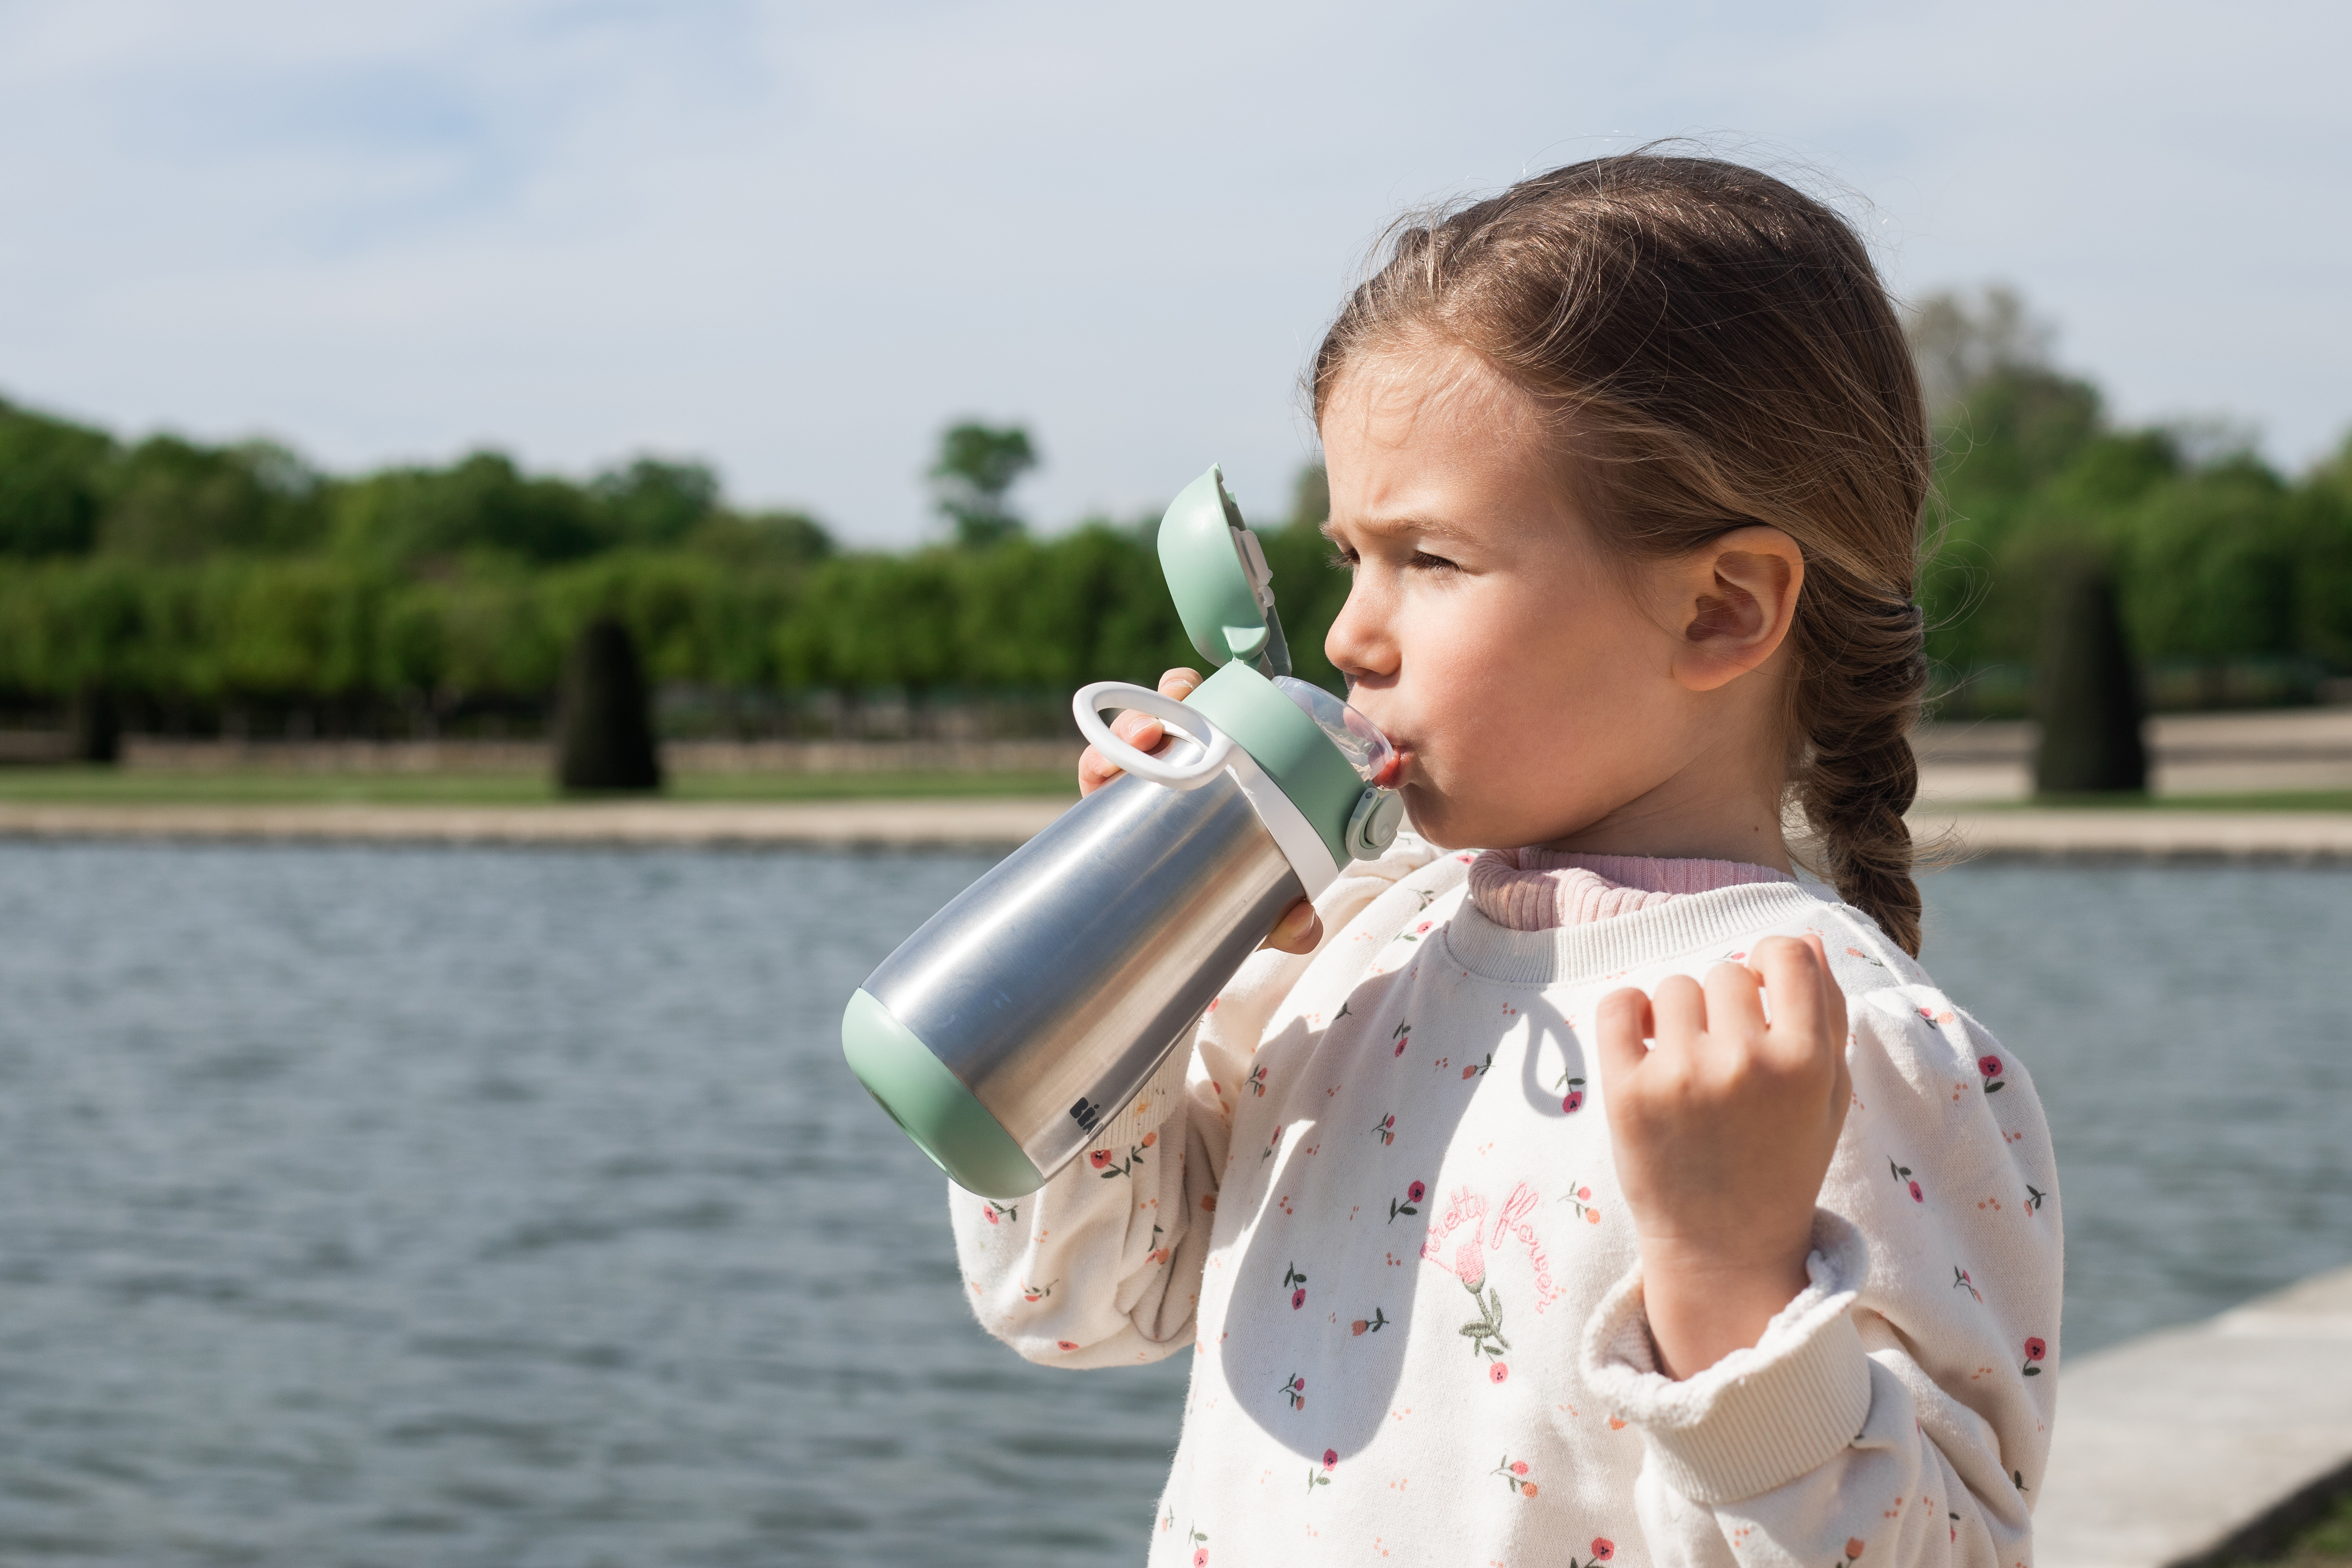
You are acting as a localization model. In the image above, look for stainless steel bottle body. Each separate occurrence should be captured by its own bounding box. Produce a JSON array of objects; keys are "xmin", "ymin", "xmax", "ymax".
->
[{"xmin": 859, "ymin": 740, "xmax": 1302, "ymax": 1183}]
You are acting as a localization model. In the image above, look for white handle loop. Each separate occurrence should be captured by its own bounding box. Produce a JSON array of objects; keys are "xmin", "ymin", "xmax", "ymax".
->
[{"xmin": 1073, "ymin": 681, "xmax": 1236, "ymax": 791}]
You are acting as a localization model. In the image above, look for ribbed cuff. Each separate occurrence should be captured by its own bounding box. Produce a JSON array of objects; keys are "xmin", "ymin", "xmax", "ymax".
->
[
  {"xmin": 1579, "ymin": 1210, "xmax": 1875, "ymax": 1505},
  {"xmin": 1086, "ymin": 1042, "xmax": 1191, "ymax": 1157}
]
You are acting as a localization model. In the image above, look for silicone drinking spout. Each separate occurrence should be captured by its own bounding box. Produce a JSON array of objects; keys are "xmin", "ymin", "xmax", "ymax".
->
[{"xmin": 1272, "ymin": 677, "xmax": 1402, "ymax": 789}]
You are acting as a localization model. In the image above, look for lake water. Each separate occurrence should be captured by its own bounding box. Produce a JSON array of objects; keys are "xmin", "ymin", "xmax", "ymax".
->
[{"xmin": 0, "ymin": 844, "xmax": 2343, "ymax": 1565}]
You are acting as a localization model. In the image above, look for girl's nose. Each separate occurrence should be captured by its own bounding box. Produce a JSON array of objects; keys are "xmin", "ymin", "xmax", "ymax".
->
[{"xmin": 1325, "ymin": 579, "xmax": 1398, "ymax": 684}]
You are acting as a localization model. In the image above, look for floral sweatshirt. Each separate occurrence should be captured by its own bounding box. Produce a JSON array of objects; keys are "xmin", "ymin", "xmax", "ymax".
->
[{"xmin": 950, "ymin": 834, "xmax": 2061, "ymax": 1568}]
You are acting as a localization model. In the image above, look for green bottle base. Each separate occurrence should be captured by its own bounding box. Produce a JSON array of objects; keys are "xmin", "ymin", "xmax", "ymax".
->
[{"xmin": 841, "ymin": 988, "xmax": 1045, "ymax": 1199}]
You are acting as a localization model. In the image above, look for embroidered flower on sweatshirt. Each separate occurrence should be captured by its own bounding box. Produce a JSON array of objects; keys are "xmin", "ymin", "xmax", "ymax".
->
[
  {"xmin": 1889, "ymin": 1157, "xmax": 1922, "ymax": 1203},
  {"xmin": 1092, "ymin": 1131, "xmax": 1155, "ymax": 1178},
  {"xmin": 1491, "ymin": 1455, "xmax": 1537, "ymax": 1496},
  {"xmin": 2022, "ymin": 1336, "xmax": 2048, "ymax": 1375},
  {"xmin": 1456, "ymin": 1240, "xmax": 1509, "ymax": 1363}
]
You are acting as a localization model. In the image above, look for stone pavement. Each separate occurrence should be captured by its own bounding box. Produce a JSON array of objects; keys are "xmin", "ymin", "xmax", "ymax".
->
[
  {"xmin": 1915, "ymin": 708, "xmax": 2352, "ymax": 805},
  {"xmin": 2036, "ymin": 1264, "xmax": 2352, "ymax": 1568},
  {"xmin": 3, "ymin": 798, "xmax": 2349, "ymax": 861},
  {"xmin": 0, "ymin": 798, "xmax": 1072, "ymax": 849},
  {"xmin": 1910, "ymin": 808, "xmax": 2352, "ymax": 861}
]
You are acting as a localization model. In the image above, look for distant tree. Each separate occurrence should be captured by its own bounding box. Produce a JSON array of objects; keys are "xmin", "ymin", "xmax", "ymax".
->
[
  {"xmin": 1910, "ymin": 287, "xmax": 2116, "ymax": 679},
  {"xmin": 929, "ymin": 422, "xmax": 1037, "ymax": 548},
  {"xmin": 2118, "ymin": 456, "xmax": 2297, "ymax": 663},
  {"xmin": 687, "ymin": 508, "xmax": 835, "ymax": 568},
  {"xmin": 98, "ymin": 436, "xmax": 326, "ymax": 560},
  {"xmin": 0, "ymin": 399, "xmax": 113, "ymax": 556},
  {"xmin": 330, "ymin": 451, "xmax": 602, "ymax": 565},
  {"xmin": 1288, "ymin": 464, "xmax": 1331, "ymax": 530},
  {"xmin": 1907, "ymin": 286, "xmax": 2055, "ymax": 420},
  {"xmin": 2295, "ymin": 434, "xmax": 2352, "ymax": 667},
  {"xmin": 592, "ymin": 457, "xmax": 721, "ymax": 548},
  {"xmin": 1254, "ymin": 464, "xmax": 1353, "ymax": 693}
]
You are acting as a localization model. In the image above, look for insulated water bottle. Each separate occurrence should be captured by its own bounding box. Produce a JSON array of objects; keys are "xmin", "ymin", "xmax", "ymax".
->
[{"xmin": 840, "ymin": 466, "xmax": 1406, "ymax": 1198}]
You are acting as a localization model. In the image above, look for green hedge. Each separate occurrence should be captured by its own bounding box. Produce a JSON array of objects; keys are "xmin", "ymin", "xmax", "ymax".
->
[
  {"xmin": 3, "ymin": 381, "xmax": 2349, "ymax": 724},
  {"xmin": 0, "ymin": 527, "xmax": 1354, "ymax": 712}
]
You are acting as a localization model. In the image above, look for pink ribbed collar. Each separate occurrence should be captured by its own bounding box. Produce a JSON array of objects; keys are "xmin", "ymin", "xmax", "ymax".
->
[{"xmin": 1466, "ymin": 848, "xmax": 1794, "ymax": 933}]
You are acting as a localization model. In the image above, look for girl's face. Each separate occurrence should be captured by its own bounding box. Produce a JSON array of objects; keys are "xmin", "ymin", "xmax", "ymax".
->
[{"xmin": 1318, "ymin": 347, "xmax": 1801, "ymax": 859}]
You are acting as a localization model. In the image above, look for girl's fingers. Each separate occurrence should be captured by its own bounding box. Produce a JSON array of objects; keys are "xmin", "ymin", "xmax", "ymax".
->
[
  {"xmin": 1648, "ymin": 972, "xmax": 1708, "ymax": 1049},
  {"xmin": 1593, "ymin": 986, "xmax": 1653, "ymax": 1090},
  {"xmin": 1112, "ymin": 709, "xmax": 1166, "ymax": 752},
  {"xmin": 1700, "ymin": 960, "xmax": 1767, "ymax": 1050},
  {"xmin": 1261, "ymin": 899, "xmax": 1322, "ymax": 954},
  {"xmin": 1076, "ymin": 670, "xmax": 1198, "ymax": 796},
  {"xmin": 1748, "ymin": 936, "xmax": 1829, "ymax": 1070},
  {"xmin": 1077, "ymin": 745, "xmax": 1116, "ymax": 795},
  {"xmin": 1803, "ymin": 931, "xmax": 1850, "ymax": 1044}
]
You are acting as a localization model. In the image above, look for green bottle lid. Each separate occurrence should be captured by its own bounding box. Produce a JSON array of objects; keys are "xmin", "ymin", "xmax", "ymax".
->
[{"xmin": 1159, "ymin": 466, "xmax": 1293, "ymax": 678}]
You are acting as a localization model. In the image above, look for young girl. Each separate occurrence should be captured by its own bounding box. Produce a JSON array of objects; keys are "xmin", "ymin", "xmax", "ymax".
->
[{"xmin": 951, "ymin": 155, "xmax": 2060, "ymax": 1568}]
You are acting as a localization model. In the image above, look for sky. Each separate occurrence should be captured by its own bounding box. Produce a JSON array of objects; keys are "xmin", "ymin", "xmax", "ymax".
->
[{"xmin": 0, "ymin": 1, "xmax": 2345, "ymax": 545}]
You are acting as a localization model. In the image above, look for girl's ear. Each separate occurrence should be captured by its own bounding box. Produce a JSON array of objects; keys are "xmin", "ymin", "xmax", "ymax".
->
[{"xmin": 1668, "ymin": 525, "xmax": 1806, "ymax": 694}]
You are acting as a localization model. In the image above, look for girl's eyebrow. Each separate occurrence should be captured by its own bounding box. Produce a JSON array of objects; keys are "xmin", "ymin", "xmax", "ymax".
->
[{"xmin": 1320, "ymin": 513, "xmax": 1473, "ymax": 543}]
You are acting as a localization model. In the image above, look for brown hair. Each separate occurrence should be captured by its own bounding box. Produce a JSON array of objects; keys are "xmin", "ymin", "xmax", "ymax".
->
[{"xmin": 1313, "ymin": 152, "xmax": 1932, "ymax": 954}]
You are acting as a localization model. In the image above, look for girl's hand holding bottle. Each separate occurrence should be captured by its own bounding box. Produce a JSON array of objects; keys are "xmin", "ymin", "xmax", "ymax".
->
[
  {"xmin": 1076, "ymin": 665, "xmax": 1324, "ymax": 955},
  {"xmin": 1595, "ymin": 932, "xmax": 1851, "ymax": 1379}
]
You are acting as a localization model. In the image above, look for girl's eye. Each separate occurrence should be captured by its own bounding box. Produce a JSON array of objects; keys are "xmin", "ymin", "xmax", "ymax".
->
[
  {"xmin": 1326, "ymin": 547, "xmax": 1358, "ymax": 571},
  {"xmin": 1408, "ymin": 550, "xmax": 1458, "ymax": 573}
]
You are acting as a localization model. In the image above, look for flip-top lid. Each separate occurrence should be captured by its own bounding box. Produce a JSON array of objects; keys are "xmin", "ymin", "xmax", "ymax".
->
[{"xmin": 1158, "ymin": 466, "xmax": 1291, "ymax": 678}]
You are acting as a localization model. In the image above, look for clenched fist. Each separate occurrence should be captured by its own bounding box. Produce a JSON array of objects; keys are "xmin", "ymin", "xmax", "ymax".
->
[{"xmin": 1595, "ymin": 932, "xmax": 1850, "ymax": 1378}]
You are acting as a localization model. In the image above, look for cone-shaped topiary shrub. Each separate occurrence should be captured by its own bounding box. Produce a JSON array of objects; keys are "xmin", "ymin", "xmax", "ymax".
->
[
  {"xmin": 555, "ymin": 617, "xmax": 663, "ymax": 792},
  {"xmin": 2033, "ymin": 564, "xmax": 2147, "ymax": 795},
  {"xmin": 69, "ymin": 680, "xmax": 119, "ymax": 765}
]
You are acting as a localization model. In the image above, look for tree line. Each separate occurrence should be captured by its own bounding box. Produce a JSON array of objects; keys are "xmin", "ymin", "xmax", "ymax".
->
[
  {"xmin": 0, "ymin": 288, "xmax": 2347, "ymax": 738},
  {"xmin": 0, "ymin": 410, "xmax": 1346, "ymax": 735},
  {"xmin": 1912, "ymin": 288, "xmax": 2352, "ymax": 711}
]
